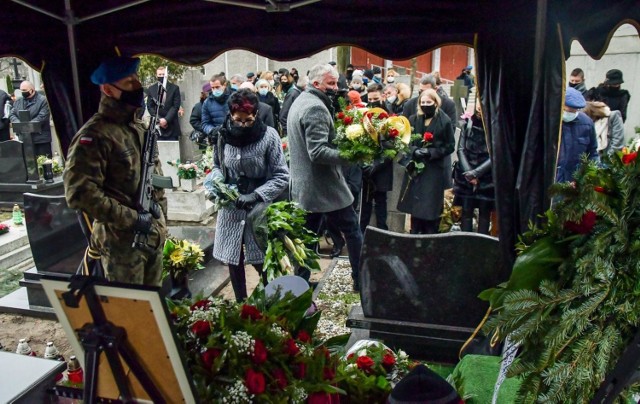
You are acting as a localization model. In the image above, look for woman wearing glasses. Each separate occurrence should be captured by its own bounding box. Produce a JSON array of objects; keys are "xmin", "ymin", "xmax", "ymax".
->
[{"xmin": 204, "ymin": 89, "xmax": 289, "ymax": 301}]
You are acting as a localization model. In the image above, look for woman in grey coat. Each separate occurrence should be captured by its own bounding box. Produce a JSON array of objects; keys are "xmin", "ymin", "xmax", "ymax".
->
[
  {"xmin": 397, "ymin": 89, "xmax": 455, "ymax": 234},
  {"xmin": 204, "ymin": 89, "xmax": 289, "ymax": 301}
]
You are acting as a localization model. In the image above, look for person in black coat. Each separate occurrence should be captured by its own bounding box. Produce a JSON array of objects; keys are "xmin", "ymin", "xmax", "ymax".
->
[
  {"xmin": 146, "ymin": 66, "xmax": 182, "ymax": 140},
  {"xmin": 397, "ymin": 89, "xmax": 455, "ymax": 234},
  {"xmin": 585, "ymin": 69, "xmax": 631, "ymax": 122},
  {"xmin": 256, "ymin": 79, "xmax": 280, "ymax": 130},
  {"xmin": 0, "ymin": 89, "xmax": 11, "ymax": 141},
  {"xmin": 452, "ymin": 103, "xmax": 494, "ymax": 234},
  {"xmin": 10, "ymin": 81, "xmax": 52, "ymax": 157},
  {"xmin": 189, "ymin": 82, "xmax": 210, "ymax": 148}
]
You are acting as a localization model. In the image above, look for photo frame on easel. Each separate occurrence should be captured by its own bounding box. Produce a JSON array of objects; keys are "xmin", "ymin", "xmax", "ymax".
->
[{"xmin": 41, "ymin": 276, "xmax": 196, "ymax": 403}]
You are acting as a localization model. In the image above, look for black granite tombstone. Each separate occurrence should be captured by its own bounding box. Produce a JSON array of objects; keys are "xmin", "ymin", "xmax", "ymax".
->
[
  {"xmin": 0, "ymin": 140, "xmax": 28, "ymax": 183},
  {"xmin": 347, "ymin": 227, "xmax": 504, "ymax": 363},
  {"xmin": 0, "ymin": 139, "xmax": 64, "ymax": 208},
  {"xmin": 19, "ymin": 193, "xmax": 87, "ymax": 307},
  {"xmin": 12, "ymin": 110, "xmax": 41, "ymax": 182}
]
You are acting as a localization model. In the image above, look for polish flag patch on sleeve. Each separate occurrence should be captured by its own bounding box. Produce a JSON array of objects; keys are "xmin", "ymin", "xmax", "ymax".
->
[{"xmin": 79, "ymin": 136, "xmax": 93, "ymax": 145}]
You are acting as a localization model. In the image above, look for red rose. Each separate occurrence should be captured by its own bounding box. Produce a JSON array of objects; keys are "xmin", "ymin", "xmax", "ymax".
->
[
  {"xmin": 252, "ymin": 339, "xmax": 268, "ymax": 365},
  {"xmin": 308, "ymin": 392, "xmax": 333, "ymax": 404},
  {"xmin": 282, "ymin": 142, "xmax": 288, "ymax": 151},
  {"xmin": 388, "ymin": 128, "xmax": 399, "ymax": 138},
  {"xmin": 344, "ymin": 116, "xmax": 353, "ymax": 125},
  {"xmin": 241, "ymin": 304, "xmax": 263, "ymax": 321},
  {"xmin": 622, "ymin": 151, "xmax": 638, "ymax": 165},
  {"xmin": 191, "ymin": 320, "xmax": 211, "ymax": 338},
  {"xmin": 245, "ymin": 368, "xmax": 266, "ymax": 395},
  {"xmin": 201, "ymin": 348, "xmax": 221, "ymax": 369},
  {"xmin": 337, "ymin": 112, "xmax": 345, "ymax": 119},
  {"xmin": 271, "ymin": 368, "xmax": 288, "ymax": 390},
  {"xmin": 347, "ymin": 353, "xmax": 355, "ymax": 361},
  {"xmin": 297, "ymin": 330, "xmax": 311, "ymax": 343},
  {"xmin": 382, "ymin": 353, "xmax": 396, "ymax": 369},
  {"xmin": 190, "ymin": 299, "xmax": 211, "ymax": 311},
  {"xmin": 365, "ymin": 111, "xmax": 373, "ymax": 119},
  {"xmin": 594, "ymin": 185, "xmax": 606, "ymax": 193},
  {"xmin": 378, "ymin": 112, "xmax": 389, "ymax": 119},
  {"xmin": 356, "ymin": 355, "xmax": 375, "ymax": 372},
  {"xmin": 564, "ymin": 210, "xmax": 597, "ymax": 234},
  {"xmin": 204, "ymin": 168, "xmax": 211, "ymax": 175},
  {"xmin": 323, "ymin": 366, "xmax": 336, "ymax": 380},
  {"xmin": 283, "ymin": 338, "xmax": 300, "ymax": 356},
  {"xmin": 423, "ymin": 132, "xmax": 434, "ymax": 142},
  {"xmin": 293, "ymin": 362, "xmax": 306, "ymax": 379}
]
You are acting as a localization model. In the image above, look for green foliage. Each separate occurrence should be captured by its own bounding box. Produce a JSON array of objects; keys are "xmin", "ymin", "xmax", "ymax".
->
[
  {"xmin": 483, "ymin": 149, "xmax": 640, "ymax": 403},
  {"xmin": 5, "ymin": 75, "xmax": 13, "ymax": 94},
  {"xmin": 137, "ymin": 55, "xmax": 192, "ymax": 86}
]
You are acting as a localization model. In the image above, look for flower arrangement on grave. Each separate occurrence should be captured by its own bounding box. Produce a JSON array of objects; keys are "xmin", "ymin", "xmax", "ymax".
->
[
  {"xmin": 207, "ymin": 177, "xmax": 240, "ymax": 210},
  {"xmin": 168, "ymin": 288, "xmax": 347, "ymax": 402},
  {"xmin": 36, "ymin": 155, "xmax": 63, "ymax": 176},
  {"xmin": 336, "ymin": 340, "xmax": 417, "ymax": 403},
  {"xmin": 251, "ymin": 201, "xmax": 321, "ymax": 281},
  {"xmin": 479, "ymin": 146, "xmax": 640, "ymax": 402},
  {"xmin": 162, "ymin": 237, "xmax": 205, "ymax": 281},
  {"xmin": 333, "ymin": 99, "xmax": 411, "ymax": 164},
  {"xmin": 0, "ymin": 223, "xmax": 9, "ymax": 235},
  {"xmin": 195, "ymin": 146, "xmax": 213, "ymax": 176},
  {"xmin": 167, "ymin": 159, "xmax": 202, "ymax": 179}
]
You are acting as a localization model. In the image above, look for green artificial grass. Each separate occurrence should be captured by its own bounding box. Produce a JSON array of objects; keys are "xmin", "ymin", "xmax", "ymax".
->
[{"xmin": 451, "ymin": 354, "xmax": 520, "ymax": 403}]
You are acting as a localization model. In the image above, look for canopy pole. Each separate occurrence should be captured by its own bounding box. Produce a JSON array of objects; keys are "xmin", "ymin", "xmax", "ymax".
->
[{"xmin": 65, "ymin": 0, "xmax": 83, "ymax": 125}]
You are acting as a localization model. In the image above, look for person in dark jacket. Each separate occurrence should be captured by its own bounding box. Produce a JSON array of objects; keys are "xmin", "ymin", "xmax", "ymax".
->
[
  {"xmin": 146, "ymin": 66, "xmax": 182, "ymax": 140},
  {"xmin": 10, "ymin": 80, "xmax": 52, "ymax": 157},
  {"xmin": 585, "ymin": 69, "xmax": 631, "ymax": 122},
  {"xmin": 0, "ymin": 88, "xmax": 11, "ymax": 141},
  {"xmin": 397, "ymin": 89, "xmax": 455, "ymax": 234},
  {"xmin": 452, "ymin": 103, "xmax": 494, "ymax": 234},
  {"xmin": 568, "ymin": 68, "xmax": 588, "ymax": 96},
  {"xmin": 202, "ymin": 74, "xmax": 231, "ymax": 139},
  {"xmin": 279, "ymin": 75, "xmax": 306, "ymax": 136},
  {"xmin": 556, "ymin": 87, "xmax": 598, "ymax": 183},
  {"xmin": 256, "ymin": 79, "xmax": 280, "ymax": 130},
  {"xmin": 189, "ymin": 82, "xmax": 210, "ymax": 148}
]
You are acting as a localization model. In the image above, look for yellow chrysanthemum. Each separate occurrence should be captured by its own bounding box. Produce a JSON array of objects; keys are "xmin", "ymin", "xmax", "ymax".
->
[
  {"xmin": 170, "ymin": 249, "xmax": 185, "ymax": 266},
  {"xmin": 346, "ymin": 124, "xmax": 365, "ymax": 140}
]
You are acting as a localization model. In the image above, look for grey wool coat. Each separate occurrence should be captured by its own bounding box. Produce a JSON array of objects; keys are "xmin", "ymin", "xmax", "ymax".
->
[
  {"xmin": 287, "ymin": 89, "xmax": 353, "ymax": 213},
  {"xmin": 204, "ymin": 126, "xmax": 289, "ymax": 265}
]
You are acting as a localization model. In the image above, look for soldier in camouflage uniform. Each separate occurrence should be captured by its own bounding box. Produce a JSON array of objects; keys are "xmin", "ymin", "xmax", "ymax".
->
[{"xmin": 63, "ymin": 57, "xmax": 167, "ymax": 286}]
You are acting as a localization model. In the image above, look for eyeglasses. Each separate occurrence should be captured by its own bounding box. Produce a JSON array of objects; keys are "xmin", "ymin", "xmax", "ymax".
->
[{"xmin": 231, "ymin": 117, "xmax": 256, "ymax": 127}]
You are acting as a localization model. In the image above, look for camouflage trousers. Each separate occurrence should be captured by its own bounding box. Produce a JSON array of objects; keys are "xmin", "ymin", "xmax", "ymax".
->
[{"xmin": 92, "ymin": 222, "xmax": 165, "ymax": 286}]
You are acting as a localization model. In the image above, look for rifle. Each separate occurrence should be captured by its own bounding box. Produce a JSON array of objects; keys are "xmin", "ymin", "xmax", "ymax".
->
[{"xmin": 132, "ymin": 67, "xmax": 173, "ymax": 252}]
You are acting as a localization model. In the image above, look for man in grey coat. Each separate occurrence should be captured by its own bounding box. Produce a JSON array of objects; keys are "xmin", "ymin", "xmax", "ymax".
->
[{"xmin": 287, "ymin": 64, "xmax": 363, "ymax": 291}]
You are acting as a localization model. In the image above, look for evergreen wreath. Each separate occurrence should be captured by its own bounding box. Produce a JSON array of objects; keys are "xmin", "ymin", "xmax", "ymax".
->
[{"xmin": 480, "ymin": 147, "xmax": 640, "ymax": 403}]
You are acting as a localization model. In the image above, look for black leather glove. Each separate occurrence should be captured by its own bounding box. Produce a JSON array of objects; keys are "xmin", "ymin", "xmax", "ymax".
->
[
  {"xmin": 413, "ymin": 148, "xmax": 431, "ymax": 160},
  {"xmin": 463, "ymin": 170, "xmax": 478, "ymax": 181},
  {"xmin": 235, "ymin": 193, "xmax": 261, "ymax": 210},
  {"xmin": 133, "ymin": 212, "xmax": 153, "ymax": 234},
  {"xmin": 380, "ymin": 140, "xmax": 395, "ymax": 150},
  {"xmin": 150, "ymin": 202, "xmax": 162, "ymax": 219}
]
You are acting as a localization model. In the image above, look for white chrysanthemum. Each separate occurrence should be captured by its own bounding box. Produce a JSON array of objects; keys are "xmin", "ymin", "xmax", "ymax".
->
[{"xmin": 345, "ymin": 124, "xmax": 365, "ymax": 140}]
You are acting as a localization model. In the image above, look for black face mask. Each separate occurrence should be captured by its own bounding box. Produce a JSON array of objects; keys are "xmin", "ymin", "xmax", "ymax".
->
[
  {"xmin": 229, "ymin": 125, "xmax": 253, "ymax": 138},
  {"xmin": 113, "ymin": 85, "xmax": 144, "ymax": 108},
  {"xmin": 21, "ymin": 91, "xmax": 31, "ymax": 99},
  {"xmin": 568, "ymin": 82, "xmax": 578, "ymax": 88},
  {"xmin": 324, "ymin": 88, "xmax": 337, "ymax": 98},
  {"xmin": 157, "ymin": 76, "xmax": 165, "ymax": 83},
  {"xmin": 368, "ymin": 101, "xmax": 382, "ymax": 108},
  {"xmin": 421, "ymin": 104, "xmax": 437, "ymax": 118},
  {"xmin": 281, "ymin": 82, "xmax": 291, "ymax": 91}
]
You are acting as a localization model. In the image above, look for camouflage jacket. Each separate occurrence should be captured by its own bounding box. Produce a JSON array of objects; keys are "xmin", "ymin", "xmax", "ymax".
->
[{"xmin": 64, "ymin": 95, "xmax": 166, "ymax": 244}]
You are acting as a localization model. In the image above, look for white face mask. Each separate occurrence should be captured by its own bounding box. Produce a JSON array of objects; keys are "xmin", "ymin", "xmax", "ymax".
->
[
  {"xmin": 268, "ymin": 80, "xmax": 275, "ymax": 86},
  {"xmin": 562, "ymin": 111, "xmax": 579, "ymax": 122},
  {"xmin": 387, "ymin": 96, "xmax": 397, "ymax": 104},
  {"xmin": 387, "ymin": 77, "xmax": 395, "ymax": 83},
  {"xmin": 352, "ymin": 83, "xmax": 361, "ymax": 90}
]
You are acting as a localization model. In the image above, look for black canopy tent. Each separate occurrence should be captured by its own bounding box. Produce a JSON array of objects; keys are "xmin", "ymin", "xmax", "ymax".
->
[{"xmin": 3, "ymin": 0, "xmax": 639, "ymax": 276}]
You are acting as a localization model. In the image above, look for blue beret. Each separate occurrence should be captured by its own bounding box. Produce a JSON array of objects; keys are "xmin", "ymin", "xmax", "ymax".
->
[
  {"xmin": 465, "ymin": 65, "xmax": 473, "ymax": 70},
  {"xmin": 565, "ymin": 87, "xmax": 586, "ymax": 109},
  {"xmin": 91, "ymin": 57, "xmax": 140, "ymax": 85}
]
